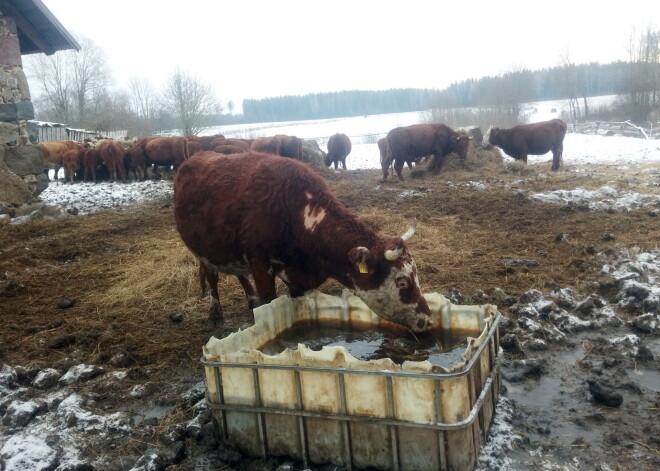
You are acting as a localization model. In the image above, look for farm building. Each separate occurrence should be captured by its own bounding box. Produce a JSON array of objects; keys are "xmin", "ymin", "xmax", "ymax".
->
[{"xmin": 0, "ymin": 0, "xmax": 79, "ymax": 210}]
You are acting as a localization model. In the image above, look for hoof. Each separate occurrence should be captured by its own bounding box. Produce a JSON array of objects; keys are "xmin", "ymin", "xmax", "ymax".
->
[{"xmin": 208, "ymin": 306, "xmax": 224, "ymax": 326}]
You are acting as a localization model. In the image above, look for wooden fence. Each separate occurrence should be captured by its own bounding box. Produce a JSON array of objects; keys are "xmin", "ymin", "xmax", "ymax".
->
[{"xmin": 27, "ymin": 120, "xmax": 127, "ymax": 143}]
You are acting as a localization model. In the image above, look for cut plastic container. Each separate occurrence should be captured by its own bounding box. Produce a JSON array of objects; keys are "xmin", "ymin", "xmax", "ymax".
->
[{"xmin": 202, "ymin": 290, "xmax": 501, "ymax": 471}]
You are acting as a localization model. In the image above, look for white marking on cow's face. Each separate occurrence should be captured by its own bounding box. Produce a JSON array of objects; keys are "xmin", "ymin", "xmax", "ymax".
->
[
  {"xmin": 305, "ymin": 192, "xmax": 313, "ymax": 200},
  {"xmin": 353, "ymin": 259, "xmax": 429, "ymax": 332},
  {"xmin": 303, "ymin": 204, "xmax": 326, "ymax": 232}
]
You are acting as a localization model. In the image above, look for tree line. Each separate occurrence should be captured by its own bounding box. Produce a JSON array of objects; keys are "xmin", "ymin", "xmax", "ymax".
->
[{"xmin": 25, "ymin": 27, "xmax": 659, "ymax": 136}]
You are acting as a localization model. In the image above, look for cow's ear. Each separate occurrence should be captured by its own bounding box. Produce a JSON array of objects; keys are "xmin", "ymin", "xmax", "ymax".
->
[{"xmin": 349, "ymin": 247, "xmax": 370, "ymax": 273}]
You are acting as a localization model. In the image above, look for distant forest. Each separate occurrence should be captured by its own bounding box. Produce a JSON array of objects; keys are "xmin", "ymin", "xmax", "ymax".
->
[{"xmin": 239, "ymin": 61, "xmax": 659, "ymax": 124}]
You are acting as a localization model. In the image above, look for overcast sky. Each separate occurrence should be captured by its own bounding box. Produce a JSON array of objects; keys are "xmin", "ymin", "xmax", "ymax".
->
[{"xmin": 40, "ymin": 0, "xmax": 657, "ymax": 110}]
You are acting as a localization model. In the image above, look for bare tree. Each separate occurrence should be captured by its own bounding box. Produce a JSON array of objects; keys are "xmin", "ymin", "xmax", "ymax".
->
[
  {"xmin": 24, "ymin": 49, "xmax": 72, "ymax": 123},
  {"xmin": 24, "ymin": 34, "xmax": 111, "ymax": 128},
  {"xmin": 161, "ymin": 68, "xmax": 220, "ymax": 136},
  {"xmin": 129, "ymin": 76, "xmax": 160, "ymax": 120},
  {"xmin": 624, "ymin": 25, "xmax": 660, "ymax": 121},
  {"xmin": 559, "ymin": 49, "xmax": 584, "ymax": 121}
]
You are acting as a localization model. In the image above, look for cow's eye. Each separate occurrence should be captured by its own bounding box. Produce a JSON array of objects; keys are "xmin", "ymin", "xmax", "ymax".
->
[{"xmin": 396, "ymin": 277, "xmax": 410, "ymax": 289}]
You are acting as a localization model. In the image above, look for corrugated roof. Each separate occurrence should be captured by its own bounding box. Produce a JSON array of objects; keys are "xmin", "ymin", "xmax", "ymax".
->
[{"xmin": 1, "ymin": 0, "xmax": 80, "ymax": 55}]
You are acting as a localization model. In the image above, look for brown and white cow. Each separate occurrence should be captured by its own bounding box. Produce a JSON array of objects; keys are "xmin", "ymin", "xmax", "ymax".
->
[
  {"xmin": 250, "ymin": 134, "xmax": 303, "ymax": 160},
  {"xmin": 487, "ymin": 119, "xmax": 567, "ymax": 171},
  {"xmin": 324, "ymin": 133, "xmax": 352, "ymax": 169},
  {"xmin": 385, "ymin": 123, "xmax": 471, "ymax": 181},
  {"xmin": 173, "ymin": 151, "xmax": 432, "ymax": 332},
  {"xmin": 97, "ymin": 140, "xmax": 127, "ymax": 183},
  {"xmin": 139, "ymin": 136, "xmax": 190, "ymax": 179},
  {"xmin": 38, "ymin": 140, "xmax": 82, "ymax": 181}
]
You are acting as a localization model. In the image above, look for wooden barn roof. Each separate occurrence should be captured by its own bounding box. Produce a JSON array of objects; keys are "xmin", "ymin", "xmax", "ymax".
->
[{"xmin": 1, "ymin": 0, "xmax": 79, "ymax": 55}]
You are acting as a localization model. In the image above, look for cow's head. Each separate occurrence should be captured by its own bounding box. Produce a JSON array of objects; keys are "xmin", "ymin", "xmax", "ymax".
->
[
  {"xmin": 451, "ymin": 133, "xmax": 471, "ymax": 160},
  {"xmin": 348, "ymin": 220, "xmax": 432, "ymax": 332},
  {"xmin": 487, "ymin": 126, "xmax": 500, "ymax": 145}
]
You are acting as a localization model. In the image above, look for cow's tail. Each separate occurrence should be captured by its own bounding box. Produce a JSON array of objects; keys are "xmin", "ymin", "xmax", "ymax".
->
[{"xmin": 183, "ymin": 137, "xmax": 190, "ymax": 159}]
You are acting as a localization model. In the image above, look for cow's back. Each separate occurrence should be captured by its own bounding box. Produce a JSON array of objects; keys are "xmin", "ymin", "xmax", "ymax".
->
[
  {"xmin": 520, "ymin": 119, "xmax": 567, "ymax": 154},
  {"xmin": 388, "ymin": 124, "xmax": 449, "ymax": 155},
  {"xmin": 174, "ymin": 152, "xmax": 332, "ymax": 265}
]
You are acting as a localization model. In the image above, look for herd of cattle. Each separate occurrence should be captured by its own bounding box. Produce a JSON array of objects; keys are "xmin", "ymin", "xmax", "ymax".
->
[
  {"xmin": 38, "ymin": 118, "xmax": 567, "ymax": 186},
  {"xmin": 36, "ymin": 118, "xmax": 568, "ymax": 331},
  {"xmin": 171, "ymin": 118, "xmax": 568, "ymax": 331}
]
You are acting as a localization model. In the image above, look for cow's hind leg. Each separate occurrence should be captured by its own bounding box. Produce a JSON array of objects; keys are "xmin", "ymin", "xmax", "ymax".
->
[{"xmin": 198, "ymin": 263, "xmax": 223, "ymax": 324}]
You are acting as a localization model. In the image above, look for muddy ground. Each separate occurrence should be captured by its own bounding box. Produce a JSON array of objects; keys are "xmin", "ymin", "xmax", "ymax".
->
[{"xmin": 0, "ymin": 149, "xmax": 658, "ymax": 471}]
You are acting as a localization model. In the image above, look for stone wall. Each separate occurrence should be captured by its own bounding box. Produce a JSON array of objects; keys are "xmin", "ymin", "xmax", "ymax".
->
[{"xmin": 0, "ymin": 13, "xmax": 49, "ymax": 220}]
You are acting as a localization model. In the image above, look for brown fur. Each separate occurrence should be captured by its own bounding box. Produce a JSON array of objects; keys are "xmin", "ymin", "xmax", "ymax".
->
[
  {"xmin": 97, "ymin": 140, "xmax": 127, "ymax": 183},
  {"xmin": 173, "ymin": 151, "xmax": 431, "ymax": 331},
  {"xmin": 141, "ymin": 137, "xmax": 190, "ymax": 179},
  {"xmin": 488, "ymin": 119, "xmax": 567, "ymax": 171},
  {"xmin": 325, "ymin": 133, "xmax": 352, "ymax": 169},
  {"xmin": 187, "ymin": 140, "xmax": 202, "ymax": 156},
  {"xmin": 250, "ymin": 135, "xmax": 303, "ymax": 160},
  {"xmin": 38, "ymin": 140, "xmax": 82, "ymax": 181},
  {"xmin": 186, "ymin": 134, "xmax": 225, "ymax": 150},
  {"xmin": 62, "ymin": 148, "xmax": 83, "ymax": 184},
  {"xmin": 124, "ymin": 145, "xmax": 148, "ymax": 181},
  {"xmin": 83, "ymin": 147, "xmax": 102, "ymax": 183},
  {"xmin": 386, "ymin": 123, "xmax": 471, "ymax": 181},
  {"xmin": 210, "ymin": 137, "xmax": 251, "ymax": 151},
  {"xmin": 213, "ymin": 145, "xmax": 248, "ymax": 155}
]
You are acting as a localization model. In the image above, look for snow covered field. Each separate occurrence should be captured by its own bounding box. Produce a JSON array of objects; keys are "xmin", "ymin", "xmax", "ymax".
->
[{"xmin": 37, "ymin": 107, "xmax": 660, "ymax": 216}]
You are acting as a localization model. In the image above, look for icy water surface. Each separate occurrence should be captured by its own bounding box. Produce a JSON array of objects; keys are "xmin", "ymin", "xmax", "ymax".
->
[{"xmin": 259, "ymin": 320, "xmax": 481, "ymax": 368}]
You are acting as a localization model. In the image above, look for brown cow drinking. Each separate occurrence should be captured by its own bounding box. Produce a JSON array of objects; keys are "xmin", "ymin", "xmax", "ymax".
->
[
  {"xmin": 173, "ymin": 151, "xmax": 432, "ymax": 332},
  {"xmin": 324, "ymin": 133, "xmax": 352, "ymax": 169},
  {"xmin": 487, "ymin": 118, "xmax": 567, "ymax": 171},
  {"xmin": 385, "ymin": 123, "xmax": 471, "ymax": 181}
]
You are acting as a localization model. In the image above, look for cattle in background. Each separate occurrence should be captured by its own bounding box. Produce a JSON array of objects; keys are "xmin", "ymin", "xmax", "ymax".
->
[
  {"xmin": 211, "ymin": 137, "xmax": 251, "ymax": 152},
  {"xmin": 140, "ymin": 136, "xmax": 190, "ymax": 179},
  {"xmin": 487, "ymin": 119, "xmax": 567, "ymax": 171},
  {"xmin": 324, "ymin": 133, "xmax": 352, "ymax": 169},
  {"xmin": 378, "ymin": 137, "xmax": 393, "ymax": 179},
  {"xmin": 62, "ymin": 147, "xmax": 83, "ymax": 184},
  {"xmin": 97, "ymin": 140, "xmax": 127, "ymax": 182},
  {"xmin": 250, "ymin": 134, "xmax": 303, "ymax": 160},
  {"xmin": 187, "ymin": 140, "xmax": 202, "ymax": 156},
  {"xmin": 213, "ymin": 144, "xmax": 248, "ymax": 155},
  {"xmin": 83, "ymin": 147, "xmax": 102, "ymax": 183},
  {"xmin": 173, "ymin": 151, "xmax": 432, "ymax": 332},
  {"xmin": 124, "ymin": 145, "xmax": 148, "ymax": 181},
  {"xmin": 38, "ymin": 140, "xmax": 82, "ymax": 181},
  {"xmin": 385, "ymin": 123, "xmax": 471, "ymax": 181},
  {"xmin": 186, "ymin": 134, "xmax": 225, "ymax": 150}
]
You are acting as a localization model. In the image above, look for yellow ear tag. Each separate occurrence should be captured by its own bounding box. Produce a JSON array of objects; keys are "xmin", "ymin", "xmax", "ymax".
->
[{"xmin": 358, "ymin": 262, "xmax": 369, "ymax": 274}]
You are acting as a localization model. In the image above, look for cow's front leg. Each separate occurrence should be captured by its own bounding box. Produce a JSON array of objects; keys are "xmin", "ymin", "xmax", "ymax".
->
[{"xmin": 236, "ymin": 275, "xmax": 259, "ymax": 308}]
